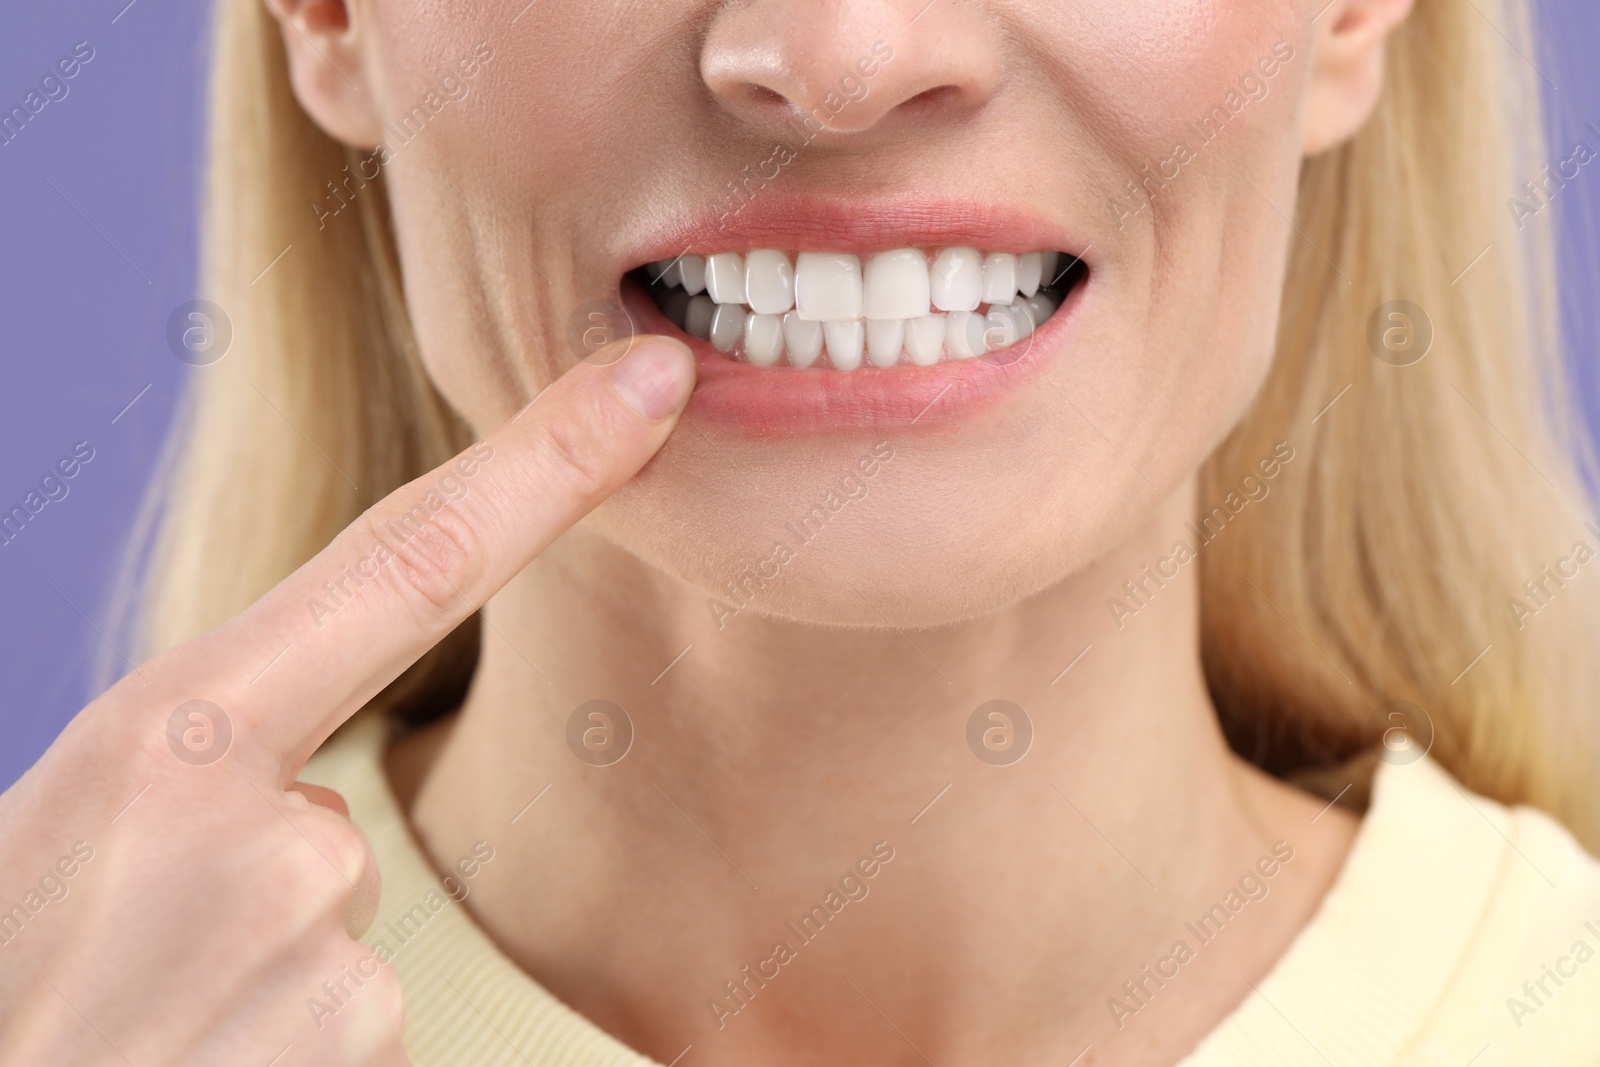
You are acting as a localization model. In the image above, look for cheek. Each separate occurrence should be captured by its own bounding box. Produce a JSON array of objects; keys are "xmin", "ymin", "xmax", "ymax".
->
[
  {"xmin": 1061, "ymin": 1, "xmax": 1311, "ymax": 131},
  {"xmin": 1056, "ymin": 1, "xmax": 1312, "ymax": 470},
  {"xmin": 365, "ymin": 2, "xmax": 683, "ymax": 431},
  {"xmin": 1058, "ymin": 0, "xmax": 1315, "ymax": 258}
]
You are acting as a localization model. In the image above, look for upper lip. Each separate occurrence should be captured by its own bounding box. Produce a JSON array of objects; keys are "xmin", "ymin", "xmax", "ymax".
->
[{"xmin": 625, "ymin": 194, "xmax": 1090, "ymax": 275}]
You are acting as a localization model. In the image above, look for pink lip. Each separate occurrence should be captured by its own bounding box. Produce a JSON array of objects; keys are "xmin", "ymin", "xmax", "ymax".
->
[
  {"xmin": 622, "ymin": 280, "xmax": 1087, "ymax": 435},
  {"xmin": 631, "ymin": 194, "xmax": 1085, "ymax": 261},
  {"xmin": 620, "ymin": 196, "xmax": 1094, "ymax": 436}
]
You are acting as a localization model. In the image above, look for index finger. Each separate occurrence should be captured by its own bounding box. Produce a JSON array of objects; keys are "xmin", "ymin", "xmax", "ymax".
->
[{"xmin": 165, "ymin": 334, "xmax": 695, "ymax": 776}]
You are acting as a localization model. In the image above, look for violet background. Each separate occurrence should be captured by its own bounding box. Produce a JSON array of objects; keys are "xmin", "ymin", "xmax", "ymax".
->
[{"xmin": 2, "ymin": 1, "xmax": 1598, "ymax": 789}]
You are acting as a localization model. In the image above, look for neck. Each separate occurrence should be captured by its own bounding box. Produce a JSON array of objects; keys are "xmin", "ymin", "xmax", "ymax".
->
[{"xmin": 397, "ymin": 478, "xmax": 1357, "ymax": 1066}]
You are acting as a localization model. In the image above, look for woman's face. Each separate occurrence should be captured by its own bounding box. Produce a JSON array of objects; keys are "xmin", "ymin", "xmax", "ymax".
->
[{"xmin": 343, "ymin": 0, "xmax": 1318, "ymax": 626}]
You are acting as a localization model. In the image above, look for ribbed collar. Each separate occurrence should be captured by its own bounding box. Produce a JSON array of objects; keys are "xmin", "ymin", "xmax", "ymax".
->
[
  {"xmin": 1178, "ymin": 753, "xmax": 1509, "ymax": 1066},
  {"xmin": 309, "ymin": 713, "xmax": 662, "ymax": 1066}
]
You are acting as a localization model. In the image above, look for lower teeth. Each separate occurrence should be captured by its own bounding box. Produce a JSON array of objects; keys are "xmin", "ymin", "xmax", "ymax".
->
[{"xmin": 637, "ymin": 254, "xmax": 1085, "ymax": 369}]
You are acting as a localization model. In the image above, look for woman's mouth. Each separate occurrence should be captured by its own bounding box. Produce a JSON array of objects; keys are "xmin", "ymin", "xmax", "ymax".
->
[
  {"xmin": 631, "ymin": 247, "xmax": 1088, "ymax": 370},
  {"xmin": 613, "ymin": 198, "xmax": 1094, "ymax": 434}
]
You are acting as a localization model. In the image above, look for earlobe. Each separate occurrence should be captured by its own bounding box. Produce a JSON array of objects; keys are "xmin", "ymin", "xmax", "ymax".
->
[
  {"xmin": 1300, "ymin": 0, "xmax": 1416, "ymax": 156},
  {"xmin": 265, "ymin": 0, "xmax": 384, "ymax": 149}
]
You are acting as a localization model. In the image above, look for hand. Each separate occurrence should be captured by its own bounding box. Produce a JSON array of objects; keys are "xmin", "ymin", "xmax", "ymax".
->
[{"xmin": 0, "ymin": 337, "xmax": 695, "ymax": 1066}]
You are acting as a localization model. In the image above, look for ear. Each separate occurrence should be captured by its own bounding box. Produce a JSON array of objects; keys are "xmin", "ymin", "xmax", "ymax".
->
[
  {"xmin": 1301, "ymin": 0, "xmax": 1416, "ymax": 156},
  {"xmin": 265, "ymin": 0, "xmax": 384, "ymax": 148}
]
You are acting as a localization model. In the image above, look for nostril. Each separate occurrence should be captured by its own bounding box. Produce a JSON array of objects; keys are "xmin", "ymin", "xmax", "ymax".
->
[
  {"xmin": 746, "ymin": 84, "xmax": 790, "ymax": 109},
  {"xmin": 904, "ymin": 85, "xmax": 961, "ymax": 113}
]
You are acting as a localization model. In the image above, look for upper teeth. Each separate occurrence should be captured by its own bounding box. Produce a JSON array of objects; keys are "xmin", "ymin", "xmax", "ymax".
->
[{"xmin": 645, "ymin": 248, "xmax": 1073, "ymax": 369}]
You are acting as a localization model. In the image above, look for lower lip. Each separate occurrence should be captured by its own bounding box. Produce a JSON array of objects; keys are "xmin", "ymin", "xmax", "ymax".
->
[{"xmin": 619, "ymin": 277, "xmax": 1089, "ymax": 435}]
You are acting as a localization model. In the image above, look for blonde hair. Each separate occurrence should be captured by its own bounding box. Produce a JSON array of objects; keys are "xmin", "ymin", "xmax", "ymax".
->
[{"xmin": 114, "ymin": 0, "xmax": 1600, "ymax": 843}]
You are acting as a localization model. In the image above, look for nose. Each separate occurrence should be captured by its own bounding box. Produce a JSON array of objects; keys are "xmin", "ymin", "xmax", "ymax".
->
[{"xmin": 700, "ymin": 0, "xmax": 1002, "ymax": 139}]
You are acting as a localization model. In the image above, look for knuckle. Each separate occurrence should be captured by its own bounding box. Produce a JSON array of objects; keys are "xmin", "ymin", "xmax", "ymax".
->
[
  {"xmin": 309, "ymin": 815, "xmax": 369, "ymax": 889},
  {"xmin": 84, "ymin": 692, "xmax": 189, "ymax": 785},
  {"xmin": 364, "ymin": 964, "xmax": 407, "ymax": 1032},
  {"xmin": 250, "ymin": 844, "xmax": 340, "ymax": 932},
  {"xmin": 288, "ymin": 813, "xmax": 368, "ymax": 899},
  {"xmin": 360, "ymin": 496, "xmax": 484, "ymax": 623},
  {"xmin": 304, "ymin": 947, "xmax": 404, "ymax": 1057},
  {"xmin": 532, "ymin": 409, "xmax": 613, "ymax": 499},
  {"xmin": 75, "ymin": 646, "xmax": 245, "ymax": 785},
  {"xmin": 260, "ymin": 817, "xmax": 365, "ymax": 923},
  {"xmin": 288, "ymin": 854, "xmax": 350, "ymax": 916}
]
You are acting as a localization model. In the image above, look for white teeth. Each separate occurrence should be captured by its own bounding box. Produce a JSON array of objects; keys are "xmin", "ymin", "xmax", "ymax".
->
[
  {"xmin": 823, "ymin": 320, "xmax": 864, "ymax": 370},
  {"xmin": 866, "ymin": 319, "xmax": 905, "ymax": 368},
  {"xmin": 783, "ymin": 312, "xmax": 824, "ymax": 369},
  {"xmin": 710, "ymin": 303, "xmax": 746, "ymax": 353},
  {"xmin": 982, "ymin": 308, "xmax": 1014, "ymax": 351},
  {"xmin": 1017, "ymin": 252, "xmax": 1042, "ymax": 298},
  {"xmin": 982, "ymin": 253, "xmax": 1018, "ymax": 306},
  {"xmin": 930, "ymin": 247, "xmax": 982, "ymax": 312},
  {"xmin": 945, "ymin": 310, "xmax": 987, "ymax": 360},
  {"xmin": 1009, "ymin": 302, "xmax": 1038, "ymax": 339},
  {"xmin": 905, "ymin": 314, "xmax": 946, "ymax": 366},
  {"xmin": 679, "ymin": 255, "xmax": 707, "ymax": 297},
  {"xmin": 1040, "ymin": 251, "xmax": 1062, "ymax": 288},
  {"xmin": 796, "ymin": 253, "xmax": 863, "ymax": 322},
  {"xmin": 651, "ymin": 247, "xmax": 1073, "ymax": 368},
  {"xmin": 744, "ymin": 250, "xmax": 795, "ymax": 315},
  {"xmin": 983, "ymin": 306, "xmax": 1029, "ymax": 350},
  {"xmin": 685, "ymin": 294, "xmax": 714, "ymax": 340},
  {"xmin": 743, "ymin": 313, "xmax": 786, "ymax": 367},
  {"xmin": 1024, "ymin": 292, "xmax": 1056, "ymax": 328},
  {"xmin": 863, "ymin": 248, "xmax": 932, "ymax": 321},
  {"xmin": 706, "ymin": 253, "xmax": 747, "ymax": 304}
]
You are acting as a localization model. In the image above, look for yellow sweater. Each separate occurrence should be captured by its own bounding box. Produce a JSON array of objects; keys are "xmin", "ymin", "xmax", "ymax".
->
[{"xmin": 304, "ymin": 714, "xmax": 1600, "ymax": 1066}]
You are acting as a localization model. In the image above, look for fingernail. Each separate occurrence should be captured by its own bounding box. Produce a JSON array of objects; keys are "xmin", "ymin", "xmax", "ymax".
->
[{"xmin": 608, "ymin": 337, "xmax": 695, "ymax": 421}]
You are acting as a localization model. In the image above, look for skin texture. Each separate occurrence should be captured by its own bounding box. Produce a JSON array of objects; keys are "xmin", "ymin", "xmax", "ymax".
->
[
  {"xmin": 288, "ymin": 0, "xmax": 1406, "ymax": 630},
  {"xmin": 0, "ymin": 0, "xmax": 1416, "ymax": 1065}
]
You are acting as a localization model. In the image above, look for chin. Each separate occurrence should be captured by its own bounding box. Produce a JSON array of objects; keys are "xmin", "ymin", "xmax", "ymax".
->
[{"xmin": 586, "ymin": 413, "xmax": 1194, "ymax": 633}]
